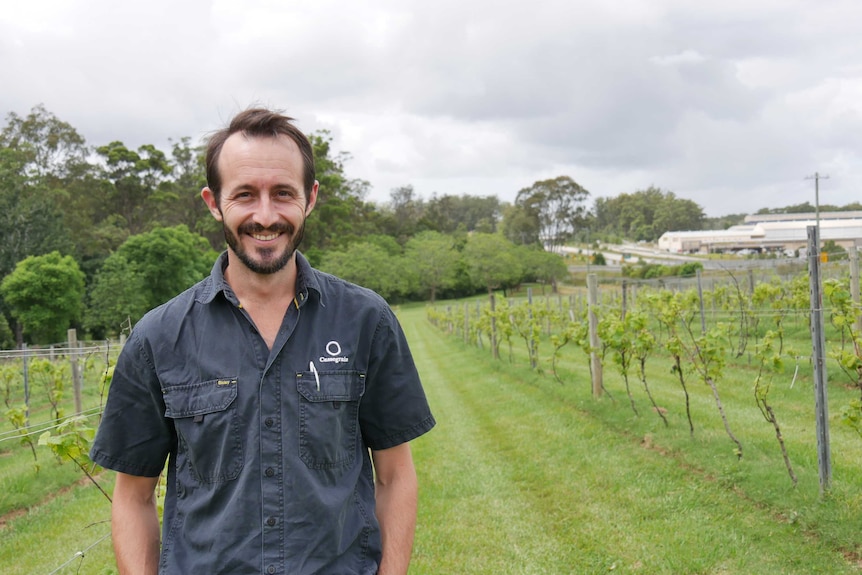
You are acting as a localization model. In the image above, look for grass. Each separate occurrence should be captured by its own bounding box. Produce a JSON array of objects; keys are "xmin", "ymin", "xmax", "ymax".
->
[
  {"xmin": 2, "ymin": 306, "xmax": 862, "ymax": 573},
  {"xmin": 0, "ymin": 350, "xmax": 117, "ymax": 574},
  {"xmin": 0, "ymin": 473, "xmax": 116, "ymax": 575},
  {"xmin": 405, "ymin": 304, "xmax": 862, "ymax": 574},
  {"xmin": 0, "ymin": 382, "xmax": 110, "ymax": 517}
]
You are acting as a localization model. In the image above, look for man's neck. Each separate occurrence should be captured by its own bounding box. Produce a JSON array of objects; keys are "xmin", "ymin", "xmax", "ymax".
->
[{"xmin": 223, "ymin": 252, "xmax": 298, "ymax": 306}]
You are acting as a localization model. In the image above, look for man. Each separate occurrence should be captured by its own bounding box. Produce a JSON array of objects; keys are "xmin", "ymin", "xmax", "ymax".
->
[{"xmin": 90, "ymin": 108, "xmax": 436, "ymax": 575}]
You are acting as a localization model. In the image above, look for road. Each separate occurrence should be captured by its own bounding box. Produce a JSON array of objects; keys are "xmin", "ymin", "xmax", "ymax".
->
[{"xmin": 560, "ymin": 242, "xmax": 797, "ymax": 271}]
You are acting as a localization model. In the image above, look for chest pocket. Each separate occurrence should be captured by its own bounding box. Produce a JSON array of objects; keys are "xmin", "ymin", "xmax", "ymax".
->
[
  {"xmin": 163, "ymin": 378, "xmax": 243, "ymax": 483},
  {"xmin": 297, "ymin": 370, "xmax": 365, "ymax": 470}
]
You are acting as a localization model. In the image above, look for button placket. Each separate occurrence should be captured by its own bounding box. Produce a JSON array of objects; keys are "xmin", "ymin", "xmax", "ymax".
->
[{"xmin": 260, "ymin": 361, "xmax": 283, "ymax": 574}]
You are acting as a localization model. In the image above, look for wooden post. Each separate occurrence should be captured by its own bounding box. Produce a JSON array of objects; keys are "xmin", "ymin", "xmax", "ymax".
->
[
  {"xmin": 808, "ymin": 226, "xmax": 831, "ymax": 494},
  {"xmin": 621, "ymin": 280, "xmax": 627, "ymax": 320},
  {"xmin": 69, "ymin": 329, "xmax": 83, "ymax": 415},
  {"xmin": 489, "ymin": 293, "xmax": 499, "ymax": 360},
  {"xmin": 22, "ymin": 343, "xmax": 30, "ymax": 423},
  {"xmin": 527, "ymin": 288, "xmax": 536, "ymax": 368},
  {"xmin": 696, "ymin": 269, "xmax": 706, "ymax": 334},
  {"xmin": 587, "ymin": 274, "xmax": 603, "ymax": 397},
  {"xmin": 851, "ymin": 245, "xmax": 862, "ymax": 335},
  {"xmin": 476, "ymin": 301, "xmax": 483, "ymax": 349}
]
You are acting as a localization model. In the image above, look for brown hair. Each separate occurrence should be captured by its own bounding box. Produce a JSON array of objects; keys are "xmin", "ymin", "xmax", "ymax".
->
[{"xmin": 205, "ymin": 108, "xmax": 316, "ymax": 203}]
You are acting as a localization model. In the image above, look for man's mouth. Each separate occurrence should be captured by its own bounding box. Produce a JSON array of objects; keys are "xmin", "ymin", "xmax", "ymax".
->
[{"xmin": 252, "ymin": 232, "xmax": 280, "ymax": 241}]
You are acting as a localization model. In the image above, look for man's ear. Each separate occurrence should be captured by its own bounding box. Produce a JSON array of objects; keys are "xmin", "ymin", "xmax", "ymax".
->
[
  {"xmin": 305, "ymin": 180, "xmax": 320, "ymax": 216},
  {"xmin": 201, "ymin": 187, "xmax": 223, "ymax": 221}
]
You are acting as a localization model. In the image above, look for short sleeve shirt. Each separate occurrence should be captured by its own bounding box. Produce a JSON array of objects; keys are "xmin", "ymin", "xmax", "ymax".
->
[{"xmin": 90, "ymin": 252, "xmax": 436, "ymax": 575}]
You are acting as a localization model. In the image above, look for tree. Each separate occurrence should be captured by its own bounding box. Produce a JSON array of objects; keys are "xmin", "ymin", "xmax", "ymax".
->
[
  {"xmin": 463, "ymin": 233, "xmax": 523, "ymax": 295},
  {"xmin": 593, "ymin": 187, "xmax": 704, "ymax": 241},
  {"xmin": 0, "ymin": 252, "xmax": 85, "ymax": 344},
  {"xmin": 0, "ymin": 103, "xmax": 89, "ymax": 184},
  {"xmin": 0, "ymin": 147, "xmax": 71, "ymax": 281},
  {"xmin": 361, "ymin": 234, "xmax": 404, "ymax": 256},
  {"xmin": 501, "ymin": 202, "xmax": 541, "ymax": 246},
  {"xmin": 405, "ymin": 231, "xmax": 460, "ymax": 302},
  {"xmin": 303, "ymin": 132, "xmax": 380, "ymax": 264},
  {"xmin": 822, "ymin": 240, "xmax": 847, "ymax": 260},
  {"xmin": 84, "ymin": 254, "xmax": 148, "ymax": 338},
  {"xmin": 0, "ymin": 314, "xmax": 13, "ymax": 349},
  {"xmin": 113, "ymin": 225, "xmax": 218, "ymax": 310},
  {"xmin": 96, "ymin": 141, "xmax": 172, "ymax": 235},
  {"xmin": 84, "ymin": 225, "xmax": 217, "ymax": 338},
  {"xmin": 383, "ymin": 185, "xmax": 424, "ymax": 244},
  {"xmin": 653, "ymin": 192, "xmax": 705, "ymax": 237},
  {"xmin": 420, "ymin": 194, "xmax": 501, "ymax": 234},
  {"xmin": 162, "ymin": 137, "xmax": 222, "ymax": 249},
  {"xmin": 0, "ymin": 106, "xmax": 82, "ymax": 338},
  {"xmin": 519, "ymin": 246, "xmax": 569, "ymax": 293},
  {"xmin": 319, "ymin": 243, "xmax": 413, "ymax": 302},
  {"xmin": 514, "ymin": 176, "xmax": 590, "ymax": 252}
]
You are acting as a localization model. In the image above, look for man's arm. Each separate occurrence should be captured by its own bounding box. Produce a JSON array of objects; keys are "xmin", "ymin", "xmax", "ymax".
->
[
  {"xmin": 111, "ymin": 472, "xmax": 161, "ymax": 575},
  {"xmin": 372, "ymin": 443, "xmax": 418, "ymax": 575}
]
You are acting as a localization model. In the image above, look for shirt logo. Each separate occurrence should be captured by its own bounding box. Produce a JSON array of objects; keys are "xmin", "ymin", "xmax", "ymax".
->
[{"xmin": 319, "ymin": 340, "xmax": 349, "ymax": 364}]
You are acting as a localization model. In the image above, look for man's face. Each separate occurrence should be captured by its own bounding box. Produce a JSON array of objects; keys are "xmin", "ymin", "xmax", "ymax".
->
[{"xmin": 202, "ymin": 134, "xmax": 318, "ymax": 275}]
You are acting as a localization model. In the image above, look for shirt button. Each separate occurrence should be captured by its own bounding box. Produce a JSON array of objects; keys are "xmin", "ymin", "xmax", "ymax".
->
[
  {"xmin": 266, "ymin": 516, "xmax": 277, "ymax": 526},
  {"xmin": 267, "ymin": 566, "xmax": 276, "ymax": 574},
  {"xmin": 264, "ymin": 417, "xmax": 274, "ymax": 427},
  {"xmin": 265, "ymin": 467, "xmax": 275, "ymax": 477}
]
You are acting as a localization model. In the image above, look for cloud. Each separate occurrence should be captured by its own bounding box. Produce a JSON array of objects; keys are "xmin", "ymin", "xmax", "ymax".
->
[{"xmin": 2, "ymin": 0, "xmax": 862, "ymax": 216}]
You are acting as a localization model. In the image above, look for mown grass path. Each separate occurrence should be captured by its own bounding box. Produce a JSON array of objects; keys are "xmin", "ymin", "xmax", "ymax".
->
[{"xmin": 401, "ymin": 306, "xmax": 858, "ymax": 574}]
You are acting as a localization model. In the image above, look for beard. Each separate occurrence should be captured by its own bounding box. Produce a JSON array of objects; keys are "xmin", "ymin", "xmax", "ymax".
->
[{"xmin": 223, "ymin": 219, "xmax": 306, "ymax": 275}]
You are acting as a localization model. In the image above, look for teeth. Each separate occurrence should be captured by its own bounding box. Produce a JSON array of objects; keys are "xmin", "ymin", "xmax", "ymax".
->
[{"xmin": 252, "ymin": 233, "xmax": 279, "ymax": 241}]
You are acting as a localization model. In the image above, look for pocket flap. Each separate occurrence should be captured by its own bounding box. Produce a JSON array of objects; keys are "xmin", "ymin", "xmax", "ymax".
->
[
  {"xmin": 164, "ymin": 378, "xmax": 238, "ymax": 418},
  {"xmin": 297, "ymin": 370, "xmax": 365, "ymax": 402}
]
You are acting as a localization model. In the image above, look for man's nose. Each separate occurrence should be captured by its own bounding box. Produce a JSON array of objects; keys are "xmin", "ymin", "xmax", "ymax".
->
[{"xmin": 253, "ymin": 195, "xmax": 280, "ymax": 228}]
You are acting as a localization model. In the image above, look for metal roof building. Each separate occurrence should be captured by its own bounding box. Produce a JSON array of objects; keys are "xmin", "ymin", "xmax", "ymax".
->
[{"xmin": 658, "ymin": 212, "xmax": 862, "ymax": 254}]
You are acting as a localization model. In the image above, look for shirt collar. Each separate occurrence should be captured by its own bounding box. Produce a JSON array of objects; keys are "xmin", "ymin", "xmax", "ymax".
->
[
  {"xmin": 293, "ymin": 251, "xmax": 321, "ymax": 308},
  {"xmin": 197, "ymin": 251, "xmax": 322, "ymax": 307}
]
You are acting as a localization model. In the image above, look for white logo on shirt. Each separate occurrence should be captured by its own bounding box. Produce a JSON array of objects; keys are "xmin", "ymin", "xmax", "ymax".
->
[{"xmin": 319, "ymin": 340, "xmax": 349, "ymax": 364}]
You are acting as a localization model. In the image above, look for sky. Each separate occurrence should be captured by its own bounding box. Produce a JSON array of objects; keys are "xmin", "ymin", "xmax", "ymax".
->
[{"xmin": 2, "ymin": 0, "xmax": 861, "ymax": 218}]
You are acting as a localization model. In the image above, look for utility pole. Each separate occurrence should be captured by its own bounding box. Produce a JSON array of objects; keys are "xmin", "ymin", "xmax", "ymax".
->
[{"xmin": 805, "ymin": 172, "xmax": 830, "ymax": 244}]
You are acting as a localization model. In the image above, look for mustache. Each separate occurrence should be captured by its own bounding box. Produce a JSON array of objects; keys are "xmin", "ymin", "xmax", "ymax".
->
[{"xmin": 237, "ymin": 222, "xmax": 293, "ymax": 235}]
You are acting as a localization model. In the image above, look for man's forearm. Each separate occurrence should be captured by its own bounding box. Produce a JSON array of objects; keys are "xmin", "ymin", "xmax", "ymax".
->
[
  {"xmin": 373, "ymin": 445, "xmax": 419, "ymax": 575},
  {"xmin": 112, "ymin": 474, "xmax": 161, "ymax": 575}
]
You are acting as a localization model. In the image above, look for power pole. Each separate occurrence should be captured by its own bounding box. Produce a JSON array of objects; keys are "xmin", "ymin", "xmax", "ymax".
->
[{"xmin": 805, "ymin": 172, "xmax": 830, "ymax": 243}]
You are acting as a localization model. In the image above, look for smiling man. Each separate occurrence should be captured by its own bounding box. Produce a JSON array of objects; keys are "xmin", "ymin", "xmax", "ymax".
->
[{"xmin": 91, "ymin": 108, "xmax": 436, "ymax": 575}]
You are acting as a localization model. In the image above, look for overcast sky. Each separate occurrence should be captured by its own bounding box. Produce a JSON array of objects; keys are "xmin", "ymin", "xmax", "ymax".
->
[{"xmin": 2, "ymin": 0, "xmax": 861, "ymax": 217}]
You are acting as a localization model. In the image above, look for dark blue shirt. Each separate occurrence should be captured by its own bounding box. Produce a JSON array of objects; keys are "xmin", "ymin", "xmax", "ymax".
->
[{"xmin": 91, "ymin": 252, "xmax": 436, "ymax": 574}]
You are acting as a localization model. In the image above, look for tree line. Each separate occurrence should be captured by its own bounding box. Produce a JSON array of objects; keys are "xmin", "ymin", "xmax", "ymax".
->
[
  {"xmin": 2, "ymin": 104, "xmax": 856, "ymax": 348},
  {"xmin": 0, "ymin": 105, "xmax": 569, "ymax": 345}
]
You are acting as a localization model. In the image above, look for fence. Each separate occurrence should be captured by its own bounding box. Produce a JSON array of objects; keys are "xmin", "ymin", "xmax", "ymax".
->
[{"xmin": 0, "ymin": 330, "xmax": 122, "ymax": 420}]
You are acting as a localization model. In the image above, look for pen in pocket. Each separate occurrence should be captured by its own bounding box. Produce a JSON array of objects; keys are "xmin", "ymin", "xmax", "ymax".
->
[{"xmin": 309, "ymin": 361, "xmax": 320, "ymax": 391}]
